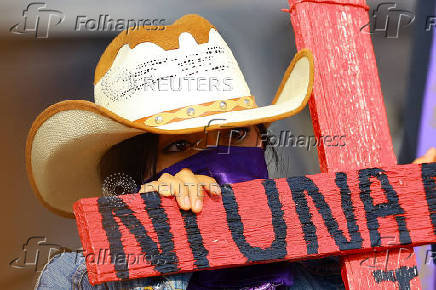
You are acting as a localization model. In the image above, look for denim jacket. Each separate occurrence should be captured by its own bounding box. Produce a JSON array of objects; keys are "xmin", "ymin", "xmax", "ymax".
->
[
  {"xmin": 35, "ymin": 252, "xmax": 191, "ymax": 290},
  {"xmin": 36, "ymin": 251, "xmax": 344, "ymax": 290}
]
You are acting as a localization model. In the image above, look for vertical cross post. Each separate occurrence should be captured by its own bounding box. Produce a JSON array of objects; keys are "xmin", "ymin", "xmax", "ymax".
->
[{"xmin": 287, "ymin": 0, "xmax": 421, "ymax": 288}]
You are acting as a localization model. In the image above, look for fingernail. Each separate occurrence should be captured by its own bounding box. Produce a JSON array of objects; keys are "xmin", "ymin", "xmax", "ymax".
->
[
  {"xmin": 195, "ymin": 199, "xmax": 202, "ymax": 211},
  {"xmin": 184, "ymin": 196, "xmax": 191, "ymax": 208}
]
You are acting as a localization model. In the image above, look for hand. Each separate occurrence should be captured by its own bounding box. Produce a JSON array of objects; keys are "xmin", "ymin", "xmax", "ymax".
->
[
  {"xmin": 413, "ymin": 147, "xmax": 436, "ymax": 164},
  {"xmin": 139, "ymin": 168, "xmax": 221, "ymax": 213}
]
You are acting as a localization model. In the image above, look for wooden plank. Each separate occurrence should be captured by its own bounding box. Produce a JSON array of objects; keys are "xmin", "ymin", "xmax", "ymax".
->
[
  {"xmin": 74, "ymin": 162, "xmax": 436, "ymax": 285},
  {"xmin": 286, "ymin": 0, "xmax": 422, "ymax": 288},
  {"xmin": 342, "ymin": 250, "xmax": 420, "ymax": 289},
  {"xmin": 287, "ymin": 0, "xmax": 396, "ymax": 172}
]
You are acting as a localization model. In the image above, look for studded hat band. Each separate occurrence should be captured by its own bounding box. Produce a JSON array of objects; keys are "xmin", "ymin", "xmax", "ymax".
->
[{"xmin": 134, "ymin": 96, "xmax": 256, "ymax": 127}]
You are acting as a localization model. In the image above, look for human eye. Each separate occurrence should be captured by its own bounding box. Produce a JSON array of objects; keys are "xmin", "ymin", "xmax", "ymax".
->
[{"xmin": 162, "ymin": 139, "xmax": 193, "ymax": 153}]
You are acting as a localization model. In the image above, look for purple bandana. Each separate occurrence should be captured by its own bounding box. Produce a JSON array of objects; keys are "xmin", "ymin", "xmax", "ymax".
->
[
  {"xmin": 151, "ymin": 145, "xmax": 293, "ymax": 289},
  {"xmin": 153, "ymin": 145, "xmax": 269, "ymax": 184}
]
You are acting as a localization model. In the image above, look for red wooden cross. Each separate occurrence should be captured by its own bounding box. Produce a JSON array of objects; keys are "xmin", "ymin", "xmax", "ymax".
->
[
  {"xmin": 73, "ymin": 1, "xmax": 436, "ymax": 288},
  {"xmin": 75, "ymin": 163, "xmax": 436, "ymax": 285},
  {"xmin": 287, "ymin": 0, "xmax": 425, "ymax": 288}
]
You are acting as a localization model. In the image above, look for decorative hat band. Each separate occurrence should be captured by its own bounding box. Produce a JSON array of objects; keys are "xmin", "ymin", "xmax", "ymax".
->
[{"xmin": 135, "ymin": 96, "xmax": 256, "ymax": 127}]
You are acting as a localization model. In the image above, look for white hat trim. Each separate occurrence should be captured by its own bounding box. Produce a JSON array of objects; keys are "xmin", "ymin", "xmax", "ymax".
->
[{"xmin": 94, "ymin": 29, "xmax": 251, "ymax": 121}]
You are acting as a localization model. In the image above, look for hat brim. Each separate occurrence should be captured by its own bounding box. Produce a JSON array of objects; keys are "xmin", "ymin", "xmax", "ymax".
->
[{"xmin": 26, "ymin": 49, "xmax": 314, "ymax": 217}]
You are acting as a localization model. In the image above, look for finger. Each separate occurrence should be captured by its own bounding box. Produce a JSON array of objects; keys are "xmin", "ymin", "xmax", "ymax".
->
[
  {"xmin": 158, "ymin": 173, "xmax": 188, "ymax": 201},
  {"xmin": 413, "ymin": 157, "xmax": 424, "ymax": 164},
  {"xmin": 413, "ymin": 147, "xmax": 436, "ymax": 164},
  {"xmin": 171, "ymin": 176, "xmax": 191, "ymax": 211},
  {"xmin": 425, "ymin": 147, "xmax": 436, "ymax": 162},
  {"xmin": 139, "ymin": 181, "xmax": 159, "ymax": 193},
  {"xmin": 196, "ymin": 175, "xmax": 221, "ymax": 195},
  {"xmin": 175, "ymin": 168, "xmax": 204, "ymax": 213},
  {"xmin": 156, "ymin": 173, "xmax": 178, "ymax": 197}
]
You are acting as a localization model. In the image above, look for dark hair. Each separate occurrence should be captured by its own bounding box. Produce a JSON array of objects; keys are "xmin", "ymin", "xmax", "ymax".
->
[
  {"xmin": 99, "ymin": 124, "xmax": 277, "ymax": 191},
  {"xmin": 99, "ymin": 133, "xmax": 159, "ymax": 191}
]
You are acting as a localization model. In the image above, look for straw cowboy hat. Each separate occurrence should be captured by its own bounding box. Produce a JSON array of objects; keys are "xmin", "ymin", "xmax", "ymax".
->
[{"xmin": 26, "ymin": 14, "xmax": 314, "ymax": 217}]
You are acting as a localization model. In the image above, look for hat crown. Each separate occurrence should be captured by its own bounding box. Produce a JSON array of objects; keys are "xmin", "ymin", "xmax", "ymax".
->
[{"xmin": 94, "ymin": 15, "xmax": 251, "ymax": 121}]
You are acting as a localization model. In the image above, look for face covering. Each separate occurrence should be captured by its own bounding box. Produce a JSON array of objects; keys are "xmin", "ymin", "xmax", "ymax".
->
[
  {"xmin": 147, "ymin": 145, "xmax": 293, "ymax": 290},
  {"xmin": 152, "ymin": 145, "xmax": 269, "ymax": 184}
]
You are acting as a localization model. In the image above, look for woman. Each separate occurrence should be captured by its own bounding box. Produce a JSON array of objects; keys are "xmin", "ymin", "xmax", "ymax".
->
[
  {"xmin": 28, "ymin": 14, "xmax": 434, "ymax": 290},
  {"xmin": 26, "ymin": 13, "xmax": 319, "ymax": 289},
  {"xmin": 36, "ymin": 123, "xmax": 349, "ymax": 289}
]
